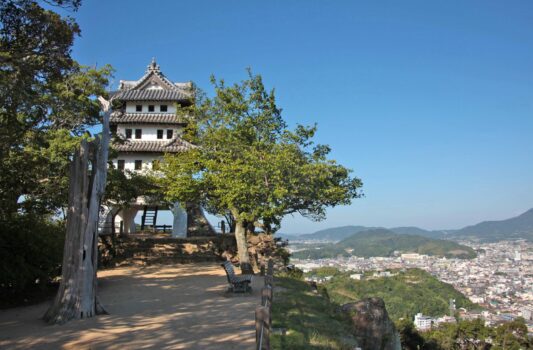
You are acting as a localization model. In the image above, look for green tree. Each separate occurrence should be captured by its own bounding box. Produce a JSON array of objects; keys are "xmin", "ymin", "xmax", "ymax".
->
[
  {"xmin": 0, "ymin": 0, "xmax": 112, "ymax": 218},
  {"xmin": 160, "ymin": 72, "xmax": 362, "ymax": 272},
  {"xmin": 396, "ymin": 319, "xmax": 425, "ymax": 350},
  {"xmin": 492, "ymin": 318, "xmax": 531, "ymax": 350}
]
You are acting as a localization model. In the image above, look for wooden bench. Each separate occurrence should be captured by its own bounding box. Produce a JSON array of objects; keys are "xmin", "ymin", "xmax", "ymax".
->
[{"xmin": 221, "ymin": 261, "xmax": 253, "ymax": 293}]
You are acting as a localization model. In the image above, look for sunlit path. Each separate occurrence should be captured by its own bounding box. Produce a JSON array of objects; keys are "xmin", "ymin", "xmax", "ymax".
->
[{"xmin": 0, "ymin": 263, "xmax": 262, "ymax": 350}]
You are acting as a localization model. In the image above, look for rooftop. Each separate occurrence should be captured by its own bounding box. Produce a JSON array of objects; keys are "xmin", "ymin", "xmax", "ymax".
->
[
  {"xmin": 110, "ymin": 112, "xmax": 188, "ymax": 125},
  {"xmin": 112, "ymin": 137, "xmax": 195, "ymax": 153},
  {"xmin": 111, "ymin": 59, "xmax": 193, "ymax": 103}
]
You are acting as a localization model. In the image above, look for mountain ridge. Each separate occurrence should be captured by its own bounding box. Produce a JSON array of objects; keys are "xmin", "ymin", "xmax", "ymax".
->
[
  {"xmin": 283, "ymin": 208, "xmax": 533, "ymax": 242},
  {"xmin": 291, "ymin": 228, "xmax": 476, "ymax": 259}
]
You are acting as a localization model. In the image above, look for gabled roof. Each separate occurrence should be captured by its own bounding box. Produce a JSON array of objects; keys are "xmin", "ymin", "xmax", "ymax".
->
[
  {"xmin": 111, "ymin": 89, "xmax": 189, "ymax": 101},
  {"xmin": 113, "ymin": 59, "xmax": 193, "ymax": 102}
]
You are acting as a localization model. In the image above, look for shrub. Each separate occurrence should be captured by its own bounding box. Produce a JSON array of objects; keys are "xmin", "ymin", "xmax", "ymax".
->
[{"xmin": 0, "ymin": 215, "xmax": 65, "ymax": 298}]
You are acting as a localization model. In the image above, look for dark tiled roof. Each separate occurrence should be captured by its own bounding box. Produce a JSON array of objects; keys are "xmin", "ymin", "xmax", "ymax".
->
[
  {"xmin": 110, "ymin": 112, "xmax": 187, "ymax": 125},
  {"xmin": 112, "ymin": 89, "xmax": 190, "ymax": 101},
  {"xmin": 112, "ymin": 138, "xmax": 194, "ymax": 153}
]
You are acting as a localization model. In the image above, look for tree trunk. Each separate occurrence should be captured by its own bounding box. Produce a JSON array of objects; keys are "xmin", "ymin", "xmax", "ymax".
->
[
  {"xmin": 234, "ymin": 218, "xmax": 254, "ymax": 274},
  {"xmin": 186, "ymin": 202, "xmax": 216, "ymax": 236},
  {"xmin": 43, "ymin": 98, "xmax": 111, "ymax": 324}
]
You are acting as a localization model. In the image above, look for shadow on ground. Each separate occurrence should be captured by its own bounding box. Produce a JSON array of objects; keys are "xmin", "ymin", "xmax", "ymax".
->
[{"xmin": 0, "ymin": 263, "xmax": 262, "ymax": 350}]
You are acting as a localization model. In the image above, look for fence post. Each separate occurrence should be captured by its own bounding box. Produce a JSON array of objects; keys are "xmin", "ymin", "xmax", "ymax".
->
[
  {"xmin": 267, "ymin": 259, "xmax": 274, "ymax": 276},
  {"xmin": 255, "ymin": 305, "xmax": 271, "ymax": 350},
  {"xmin": 261, "ymin": 285, "xmax": 273, "ymax": 306},
  {"xmin": 264, "ymin": 306, "xmax": 271, "ymax": 350},
  {"xmin": 264, "ymin": 275, "xmax": 273, "ymax": 288}
]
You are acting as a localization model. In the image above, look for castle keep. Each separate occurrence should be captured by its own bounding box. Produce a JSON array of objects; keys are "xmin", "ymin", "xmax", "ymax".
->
[{"xmin": 102, "ymin": 59, "xmax": 207, "ymax": 237}]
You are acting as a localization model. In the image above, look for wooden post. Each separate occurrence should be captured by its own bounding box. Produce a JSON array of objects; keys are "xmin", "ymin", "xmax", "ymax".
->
[
  {"xmin": 267, "ymin": 259, "xmax": 274, "ymax": 276},
  {"xmin": 153, "ymin": 206, "xmax": 158, "ymax": 228},
  {"xmin": 261, "ymin": 285, "xmax": 272, "ymax": 307},
  {"xmin": 255, "ymin": 305, "xmax": 271, "ymax": 350},
  {"xmin": 264, "ymin": 275, "xmax": 274, "ymax": 288},
  {"xmin": 141, "ymin": 206, "xmax": 147, "ymax": 230}
]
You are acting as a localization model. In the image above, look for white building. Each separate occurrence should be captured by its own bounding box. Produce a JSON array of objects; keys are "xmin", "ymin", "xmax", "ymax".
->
[
  {"xmin": 401, "ymin": 253, "xmax": 426, "ymax": 261},
  {"xmin": 414, "ymin": 313, "xmax": 433, "ymax": 331},
  {"xmin": 514, "ymin": 250, "xmax": 522, "ymax": 261},
  {"xmin": 435, "ymin": 315, "xmax": 457, "ymax": 326},
  {"xmin": 350, "ymin": 273, "xmax": 363, "ymax": 280},
  {"xmin": 101, "ymin": 59, "xmax": 213, "ymax": 238},
  {"xmin": 521, "ymin": 307, "xmax": 533, "ymax": 321}
]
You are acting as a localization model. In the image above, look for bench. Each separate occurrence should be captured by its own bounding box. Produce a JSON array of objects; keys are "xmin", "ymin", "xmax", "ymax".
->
[{"xmin": 221, "ymin": 261, "xmax": 253, "ymax": 293}]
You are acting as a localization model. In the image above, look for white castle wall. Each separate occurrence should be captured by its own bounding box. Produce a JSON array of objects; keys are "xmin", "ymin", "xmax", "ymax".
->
[
  {"xmin": 112, "ymin": 154, "xmax": 162, "ymax": 173},
  {"xmin": 116, "ymin": 124, "xmax": 182, "ymax": 141},
  {"xmin": 125, "ymin": 102, "xmax": 178, "ymax": 114}
]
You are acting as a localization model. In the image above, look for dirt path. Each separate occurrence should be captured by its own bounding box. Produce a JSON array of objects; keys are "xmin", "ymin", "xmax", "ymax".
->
[{"xmin": 0, "ymin": 263, "xmax": 262, "ymax": 349}]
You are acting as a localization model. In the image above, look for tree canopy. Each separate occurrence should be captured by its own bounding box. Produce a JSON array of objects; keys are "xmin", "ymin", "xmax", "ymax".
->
[
  {"xmin": 396, "ymin": 317, "xmax": 532, "ymax": 350},
  {"xmin": 160, "ymin": 71, "xmax": 363, "ymax": 272},
  {"xmin": 0, "ymin": 0, "xmax": 113, "ymax": 218}
]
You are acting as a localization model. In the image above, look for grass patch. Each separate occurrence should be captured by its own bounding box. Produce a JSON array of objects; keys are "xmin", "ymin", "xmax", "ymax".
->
[{"xmin": 271, "ymin": 276, "xmax": 358, "ymax": 350}]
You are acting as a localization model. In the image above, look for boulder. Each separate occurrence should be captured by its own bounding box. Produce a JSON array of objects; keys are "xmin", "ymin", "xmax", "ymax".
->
[{"xmin": 341, "ymin": 297, "xmax": 401, "ymax": 350}]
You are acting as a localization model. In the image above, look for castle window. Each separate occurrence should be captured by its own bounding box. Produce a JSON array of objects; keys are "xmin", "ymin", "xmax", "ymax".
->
[
  {"xmin": 110, "ymin": 124, "xmax": 117, "ymax": 134},
  {"xmin": 160, "ymin": 105, "xmax": 168, "ymax": 112},
  {"xmin": 136, "ymin": 105, "xmax": 142, "ymax": 112},
  {"xmin": 157, "ymin": 129, "xmax": 164, "ymax": 139},
  {"xmin": 148, "ymin": 105, "xmax": 155, "ymax": 112},
  {"xmin": 135, "ymin": 129, "xmax": 142, "ymax": 139},
  {"xmin": 167, "ymin": 129, "xmax": 173, "ymax": 139},
  {"xmin": 117, "ymin": 160, "xmax": 125, "ymax": 171},
  {"xmin": 125, "ymin": 129, "xmax": 132, "ymax": 139},
  {"xmin": 134, "ymin": 160, "xmax": 142, "ymax": 170}
]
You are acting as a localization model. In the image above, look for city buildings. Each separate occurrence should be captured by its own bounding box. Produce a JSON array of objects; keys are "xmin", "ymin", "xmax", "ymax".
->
[{"xmin": 292, "ymin": 239, "xmax": 533, "ymax": 334}]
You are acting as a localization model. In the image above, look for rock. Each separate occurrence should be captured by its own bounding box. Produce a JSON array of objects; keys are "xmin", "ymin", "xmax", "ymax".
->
[
  {"xmin": 341, "ymin": 298, "xmax": 401, "ymax": 350},
  {"xmin": 248, "ymin": 235, "xmax": 261, "ymax": 245}
]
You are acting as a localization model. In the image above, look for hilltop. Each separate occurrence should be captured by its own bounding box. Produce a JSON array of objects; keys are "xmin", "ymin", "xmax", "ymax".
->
[
  {"xmin": 320, "ymin": 268, "xmax": 477, "ymax": 321},
  {"xmin": 291, "ymin": 229, "xmax": 476, "ymax": 259},
  {"xmin": 283, "ymin": 208, "xmax": 533, "ymax": 243},
  {"xmin": 447, "ymin": 208, "xmax": 533, "ymax": 242}
]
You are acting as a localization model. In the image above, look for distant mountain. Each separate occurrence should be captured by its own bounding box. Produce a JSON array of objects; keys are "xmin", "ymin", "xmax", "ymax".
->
[
  {"xmin": 449, "ymin": 208, "xmax": 533, "ymax": 242},
  {"xmin": 292, "ymin": 229, "xmax": 476, "ymax": 259},
  {"xmin": 389, "ymin": 226, "xmax": 445, "ymax": 239},
  {"xmin": 297, "ymin": 225, "xmax": 379, "ymax": 241},
  {"xmin": 287, "ymin": 225, "xmax": 444, "ymax": 241},
  {"xmin": 284, "ymin": 208, "xmax": 533, "ymax": 243}
]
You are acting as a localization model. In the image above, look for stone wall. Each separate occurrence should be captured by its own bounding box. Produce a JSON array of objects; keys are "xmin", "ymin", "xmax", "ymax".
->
[
  {"xmin": 99, "ymin": 235, "xmax": 237, "ymax": 267},
  {"xmin": 98, "ymin": 233, "xmax": 284, "ymax": 269}
]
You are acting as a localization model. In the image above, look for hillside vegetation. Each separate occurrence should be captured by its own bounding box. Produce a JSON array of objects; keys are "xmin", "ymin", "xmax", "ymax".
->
[
  {"xmin": 321, "ymin": 268, "xmax": 477, "ymax": 321},
  {"xmin": 292, "ymin": 229, "xmax": 476, "ymax": 259},
  {"xmin": 271, "ymin": 275, "xmax": 358, "ymax": 349}
]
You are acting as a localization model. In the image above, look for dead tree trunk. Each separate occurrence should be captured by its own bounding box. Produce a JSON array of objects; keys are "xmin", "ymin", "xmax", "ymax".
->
[{"xmin": 43, "ymin": 97, "xmax": 111, "ymax": 324}]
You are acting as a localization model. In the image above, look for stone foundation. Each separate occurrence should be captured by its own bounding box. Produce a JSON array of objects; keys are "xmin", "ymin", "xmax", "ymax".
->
[{"xmin": 98, "ymin": 233, "xmax": 285, "ymax": 269}]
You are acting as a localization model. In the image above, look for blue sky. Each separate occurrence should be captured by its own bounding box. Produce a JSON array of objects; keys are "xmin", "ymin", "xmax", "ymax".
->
[{"xmin": 68, "ymin": 1, "xmax": 533, "ymax": 233}]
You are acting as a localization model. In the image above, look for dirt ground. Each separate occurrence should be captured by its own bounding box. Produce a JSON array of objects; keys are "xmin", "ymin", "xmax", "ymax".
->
[{"xmin": 0, "ymin": 263, "xmax": 263, "ymax": 349}]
